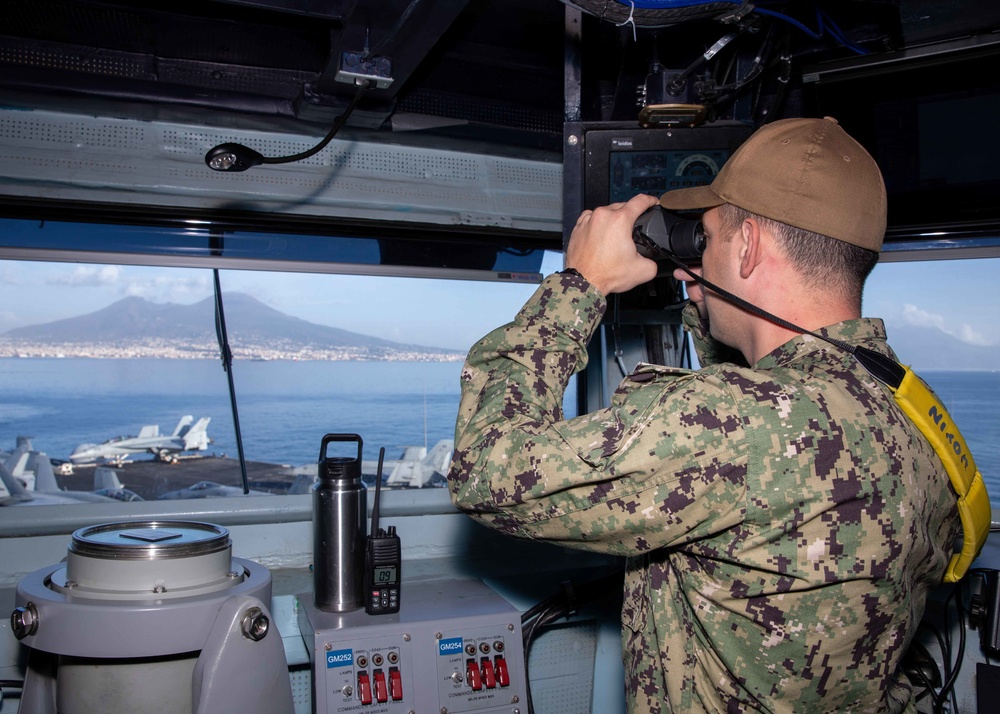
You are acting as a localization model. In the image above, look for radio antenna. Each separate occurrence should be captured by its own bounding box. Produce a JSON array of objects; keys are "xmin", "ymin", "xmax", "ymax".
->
[{"xmin": 371, "ymin": 447, "xmax": 385, "ymax": 537}]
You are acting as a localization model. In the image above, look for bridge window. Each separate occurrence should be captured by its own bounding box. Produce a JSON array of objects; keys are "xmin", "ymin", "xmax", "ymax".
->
[
  {"xmin": 866, "ymin": 255, "xmax": 1000, "ymax": 508},
  {"xmin": 0, "ymin": 217, "xmax": 562, "ymax": 509}
]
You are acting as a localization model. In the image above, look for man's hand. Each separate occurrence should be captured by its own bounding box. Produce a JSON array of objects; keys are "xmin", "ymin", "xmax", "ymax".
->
[{"xmin": 565, "ymin": 194, "xmax": 659, "ymax": 296}]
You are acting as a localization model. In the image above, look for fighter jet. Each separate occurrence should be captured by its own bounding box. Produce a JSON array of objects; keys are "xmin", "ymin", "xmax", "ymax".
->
[
  {"xmin": 288, "ymin": 439, "xmax": 454, "ymax": 491},
  {"xmin": 70, "ymin": 415, "xmax": 212, "ymax": 465},
  {"xmin": 1, "ymin": 437, "xmax": 125, "ymax": 506},
  {"xmin": 382, "ymin": 439, "xmax": 454, "ymax": 488}
]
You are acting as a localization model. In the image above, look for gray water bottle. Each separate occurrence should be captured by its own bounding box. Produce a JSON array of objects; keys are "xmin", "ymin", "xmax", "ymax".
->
[{"xmin": 313, "ymin": 433, "xmax": 368, "ymax": 612}]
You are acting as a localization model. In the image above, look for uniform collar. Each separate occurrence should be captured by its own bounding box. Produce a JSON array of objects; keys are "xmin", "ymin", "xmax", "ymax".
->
[{"xmin": 754, "ymin": 318, "xmax": 890, "ymax": 370}]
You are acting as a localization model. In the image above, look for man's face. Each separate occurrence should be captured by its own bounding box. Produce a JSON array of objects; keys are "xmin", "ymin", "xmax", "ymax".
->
[{"xmin": 698, "ymin": 206, "xmax": 742, "ymax": 346}]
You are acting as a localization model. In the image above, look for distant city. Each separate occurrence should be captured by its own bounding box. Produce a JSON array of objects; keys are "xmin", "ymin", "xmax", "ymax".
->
[
  {"xmin": 0, "ymin": 292, "xmax": 465, "ymax": 362},
  {"xmin": 1, "ymin": 290, "xmax": 997, "ymax": 369},
  {"xmin": 0, "ymin": 339, "xmax": 464, "ymax": 361}
]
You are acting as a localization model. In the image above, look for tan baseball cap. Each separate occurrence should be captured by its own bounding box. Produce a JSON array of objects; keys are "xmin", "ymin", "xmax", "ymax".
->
[{"xmin": 659, "ymin": 116, "xmax": 887, "ymax": 251}]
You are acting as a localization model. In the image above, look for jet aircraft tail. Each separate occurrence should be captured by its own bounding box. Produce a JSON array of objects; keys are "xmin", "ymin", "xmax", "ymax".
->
[
  {"xmin": 3, "ymin": 439, "xmax": 31, "ymax": 481},
  {"xmin": 171, "ymin": 415, "xmax": 195, "ymax": 437},
  {"xmin": 385, "ymin": 439, "xmax": 454, "ymax": 487},
  {"xmin": 94, "ymin": 467, "xmax": 124, "ymax": 491},
  {"xmin": 181, "ymin": 417, "xmax": 212, "ymax": 451},
  {"xmin": 0, "ymin": 461, "xmax": 32, "ymax": 504},
  {"xmin": 29, "ymin": 451, "xmax": 60, "ymax": 493}
]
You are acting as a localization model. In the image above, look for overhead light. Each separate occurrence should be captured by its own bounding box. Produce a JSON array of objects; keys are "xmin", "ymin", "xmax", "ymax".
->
[
  {"xmin": 205, "ymin": 143, "xmax": 264, "ymax": 172},
  {"xmin": 204, "ymin": 79, "xmax": 371, "ymax": 172}
]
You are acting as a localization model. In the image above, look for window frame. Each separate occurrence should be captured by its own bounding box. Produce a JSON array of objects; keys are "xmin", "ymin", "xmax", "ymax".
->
[
  {"xmin": 0, "ymin": 210, "xmax": 556, "ymax": 540},
  {"xmin": 3, "ymin": 222, "xmax": 998, "ymax": 539}
]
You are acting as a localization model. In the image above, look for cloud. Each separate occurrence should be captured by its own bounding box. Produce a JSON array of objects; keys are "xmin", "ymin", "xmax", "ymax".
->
[
  {"xmin": 901, "ymin": 304, "xmax": 994, "ymax": 346},
  {"xmin": 0, "ymin": 265, "xmax": 25, "ymax": 286},
  {"xmin": 122, "ymin": 274, "xmax": 212, "ymax": 302},
  {"xmin": 47, "ymin": 265, "xmax": 121, "ymax": 286},
  {"xmin": 45, "ymin": 265, "xmax": 211, "ymax": 303}
]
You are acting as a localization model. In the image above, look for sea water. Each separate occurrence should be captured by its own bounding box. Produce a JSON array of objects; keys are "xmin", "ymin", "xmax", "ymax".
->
[
  {"xmin": 0, "ymin": 358, "xmax": 464, "ymax": 466},
  {"xmin": 1, "ymin": 359, "xmax": 998, "ymax": 499}
]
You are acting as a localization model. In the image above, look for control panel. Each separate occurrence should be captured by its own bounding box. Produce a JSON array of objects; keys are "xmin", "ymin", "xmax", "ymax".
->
[{"xmin": 299, "ymin": 578, "xmax": 527, "ymax": 713}]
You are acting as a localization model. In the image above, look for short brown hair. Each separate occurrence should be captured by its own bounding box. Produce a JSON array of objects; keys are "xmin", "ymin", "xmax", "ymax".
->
[
  {"xmin": 717, "ymin": 204, "xmax": 879, "ymax": 308},
  {"xmin": 660, "ymin": 117, "xmax": 886, "ymax": 251}
]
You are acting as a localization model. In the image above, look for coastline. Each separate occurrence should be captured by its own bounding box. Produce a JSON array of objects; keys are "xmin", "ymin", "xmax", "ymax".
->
[{"xmin": 0, "ymin": 342, "xmax": 465, "ymax": 361}]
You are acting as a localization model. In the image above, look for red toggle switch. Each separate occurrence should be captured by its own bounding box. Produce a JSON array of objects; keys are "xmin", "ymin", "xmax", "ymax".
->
[
  {"xmin": 481, "ymin": 657, "xmax": 497, "ymax": 689},
  {"xmin": 389, "ymin": 666, "xmax": 403, "ymax": 701},
  {"xmin": 466, "ymin": 659, "xmax": 483, "ymax": 691},
  {"xmin": 494, "ymin": 656, "xmax": 510, "ymax": 687},
  {"xmin": 357, "ymin": 671, "xmax": 373, "ymax": 705},
  {"xmin": 373, "ymin": 669, "xmax": 388, "ymax": 703}
]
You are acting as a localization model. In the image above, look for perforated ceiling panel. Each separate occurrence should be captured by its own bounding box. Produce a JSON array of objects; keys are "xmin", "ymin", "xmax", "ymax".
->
[{"xmin": 0, "ymin": 108, "xmax": 562, "ymax": 233}]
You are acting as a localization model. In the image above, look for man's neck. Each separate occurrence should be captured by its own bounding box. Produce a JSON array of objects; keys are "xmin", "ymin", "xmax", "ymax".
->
[{"xmin": 742, "ymin": 304, "xmax": 860, "ymax": 365}]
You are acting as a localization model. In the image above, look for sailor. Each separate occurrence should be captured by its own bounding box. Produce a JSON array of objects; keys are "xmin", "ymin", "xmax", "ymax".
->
[{"xmin": 447, "ymin": 117, "xmax": 961, "ymax": 712}]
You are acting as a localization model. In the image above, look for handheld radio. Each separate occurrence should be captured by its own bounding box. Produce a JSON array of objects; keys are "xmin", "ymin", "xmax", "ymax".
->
[{"xmin": 364, "ymin": 447, "xmax": 401, "ymax": 615}]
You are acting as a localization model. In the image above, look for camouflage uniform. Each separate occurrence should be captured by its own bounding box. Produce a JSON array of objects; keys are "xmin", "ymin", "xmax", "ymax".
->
[{"xmin": 448, "ymin": 271, "xmax": 961, "ymax": 713}]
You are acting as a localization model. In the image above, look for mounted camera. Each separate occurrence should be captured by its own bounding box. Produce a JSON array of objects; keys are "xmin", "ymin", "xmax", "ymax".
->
[{"xmin": 632, "ymin": 206, "xmax": 705, "ymax": 266}]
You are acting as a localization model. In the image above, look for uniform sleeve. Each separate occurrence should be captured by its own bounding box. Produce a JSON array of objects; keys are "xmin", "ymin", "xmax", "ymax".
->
[{"xmin": 448, "ymin": 273, "xmax": 748, "ymax": 556}]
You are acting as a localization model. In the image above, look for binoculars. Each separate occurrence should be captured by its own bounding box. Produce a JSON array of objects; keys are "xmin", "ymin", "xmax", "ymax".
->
[{"xmin": 632, "ymin": 206, "xmax": 705, "ymax": 266}]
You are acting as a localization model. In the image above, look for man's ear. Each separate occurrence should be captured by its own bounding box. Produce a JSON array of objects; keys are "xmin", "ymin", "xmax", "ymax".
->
[{"xmin": 738, "ymin": 218, "xmax": 763, "ymax": 279}]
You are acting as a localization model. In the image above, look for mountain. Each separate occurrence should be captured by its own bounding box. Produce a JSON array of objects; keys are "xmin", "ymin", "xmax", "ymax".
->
[
  {"xmin": 4, "ymin": 294, "xmax": 995, "ymax": 368},
  {"xmin": 884, "ymin": 324, "xmax": 1000, "ymax": 371},
  {"xmin": 0, "ymin": 293, "xmax": 462, "ymax": 361}
]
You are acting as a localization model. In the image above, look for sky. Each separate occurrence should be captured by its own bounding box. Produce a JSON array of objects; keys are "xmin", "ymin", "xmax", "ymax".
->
[
  {"xmin": 0, "ymin": 252, "xmax": 565, "ymax": 352},
  {"xmin": 865, "ymin": 257, "xmax": 1000, "ymax": 348},
  {"xmin": 0, "ymin": 252, "xmax": 997, "ymax": 356}
]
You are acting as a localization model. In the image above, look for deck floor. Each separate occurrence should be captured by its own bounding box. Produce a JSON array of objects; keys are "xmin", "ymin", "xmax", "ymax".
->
[{"xmin": 57, "ymin": 455, "xmax": 300, "ymax": 500}]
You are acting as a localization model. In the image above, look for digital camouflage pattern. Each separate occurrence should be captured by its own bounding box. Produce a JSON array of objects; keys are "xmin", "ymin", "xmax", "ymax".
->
[{"xmin": 448, "ymin": 271, "xmax": 961, "ymax": 713}]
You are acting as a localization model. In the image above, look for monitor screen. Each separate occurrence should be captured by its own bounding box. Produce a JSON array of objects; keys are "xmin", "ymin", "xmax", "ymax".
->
[
  {"xmin": 562, "ymin": 121, "xmax": 753, "ymax": 248},
  {"xmin": 806, "ymin": 49, "xmax": 1000, "ymax": 239},
  {"xmin": 607, "ymin": 148, "xmax": 734, "ymax": 204},
  {"xmin": 570, "ymin": 122, "xmax": 753, "ymax": 211}
]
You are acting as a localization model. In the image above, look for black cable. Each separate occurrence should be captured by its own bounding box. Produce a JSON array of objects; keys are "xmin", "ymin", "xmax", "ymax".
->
[
  {"xmin": 925, "ymin": 621, "xmax": 949, "ymax": 681},
  {"xmin": 520, "ymin": 569, "xmax": 623, "ymax": 714},
  {"xmin": 521, "ymin": 594, "xmax": 559, "ymax": 626},
  {"xmin": 943, "ymin": 581, "xmax": 956, "ymax": 654},
  {"xmin": 668, "ymin": 27, "xmax": 747, "ymax": 95},
  {"xmin": 912, "ymin": 576, "xmax": 976, "ymax": 714},
  {"xmin": 757, "ymin": 48, "xmax": 792, "ymax": 124},
  {"xmin": 704, "ymin": 23, "xmax": 776, "ymax": 108},
  {"xmin": 205, "ymin": 79, "xmax": 371, "ymax": 171},
  {"xmin": 213, "ymin": 269, "xmax": 250, "ymax": 494},
  {"xmin": 261, "ymin": 79, "xmax": 371, "ymax": 166},
  {"xmin": 910, "ymin": 619, "xmax": 948, "ymax": 712},
  {"xmin": 666, "ymin": 254, "xmax": 907, "ymax": 386},
  {"xmin": 906, "ymin": 662, "xmax": 937, "ymax": 705},
  {"xmin": 931, "ymin": 632, "xmax": 950, "ymax": 713},
  {"xmin": 522, "ymin": 601, "xmax": 570, "ymax": 713},
  {"xmin": 937, "ymin": 581, "xmax": 967, "ymax": 712}
]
